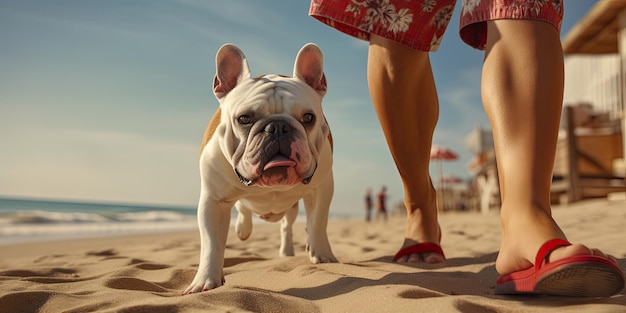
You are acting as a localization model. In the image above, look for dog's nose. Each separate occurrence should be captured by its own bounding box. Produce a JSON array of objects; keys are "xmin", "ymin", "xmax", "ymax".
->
[{"xmin": 264, "ymin": 121, "xmax": 291, "ymax": 135}]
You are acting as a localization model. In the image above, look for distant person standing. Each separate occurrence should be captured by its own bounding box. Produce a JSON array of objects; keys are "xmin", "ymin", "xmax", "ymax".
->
[
  {"xmin": 364, "ymin": 188, "xmax": 373, "ymax": 222},
  {"xmin": 376, "ymin": 186, "xmax": 388, "ymax": 221}
]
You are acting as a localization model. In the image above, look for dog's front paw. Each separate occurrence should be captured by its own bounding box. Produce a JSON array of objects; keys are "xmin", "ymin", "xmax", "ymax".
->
[
  {"xmin": 306, "ymin": 244, "xmax": 338, "ymax": 263},
  {"xmin": 310, "ymin": 254, "xmax": 338, "ymax": 263},
  {"xmin": 183, "ymin": 272, "xmax": 225, "ymax": 294}
]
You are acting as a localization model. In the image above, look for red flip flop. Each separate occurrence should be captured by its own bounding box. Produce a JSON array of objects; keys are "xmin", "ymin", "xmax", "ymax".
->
[
  {"xmin": 495, "ymin": 239, "xmax": 625, "ymax": 297},
  {"xmin": 393, "ymin": 242, "xmax": 445, "ymax": 262}
]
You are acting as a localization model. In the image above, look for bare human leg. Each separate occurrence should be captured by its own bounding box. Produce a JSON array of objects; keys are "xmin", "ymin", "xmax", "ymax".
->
[
  {"xmin": 482, "ymin": 19, "xmax": 613, "ymax": 275},
  {"xmin": 368, "ymin": 34, "xmax": 443, "ymax": 263}
]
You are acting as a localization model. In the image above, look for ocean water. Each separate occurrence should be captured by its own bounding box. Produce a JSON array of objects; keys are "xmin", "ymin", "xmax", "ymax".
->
[
  {"xmin": 0, "ymin": 197, "xmax": 199, "ymax": 245},
  {"xmin": 0, "ymin": 197, "xmax": 352, "ymax": 245}
]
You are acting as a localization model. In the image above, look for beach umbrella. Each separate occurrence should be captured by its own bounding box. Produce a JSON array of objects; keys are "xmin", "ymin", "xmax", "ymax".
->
[
  {"xmin": 430, "ymin": 145, "xmax": 458, "ymax": 211},
  {"xmin": 430, "ymin": 145, "xmax": 459, "ymax": 161}
]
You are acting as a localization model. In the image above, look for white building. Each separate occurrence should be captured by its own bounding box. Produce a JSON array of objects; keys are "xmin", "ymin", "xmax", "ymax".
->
[{"xmin": 564, "ymin": 54, "xmax": 622, "ymax": 119}]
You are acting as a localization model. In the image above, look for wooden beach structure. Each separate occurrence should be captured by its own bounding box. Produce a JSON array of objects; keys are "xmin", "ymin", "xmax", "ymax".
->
[{"xmin": 553, "ymin": 0, "xmax": 626, "ymax": 203}]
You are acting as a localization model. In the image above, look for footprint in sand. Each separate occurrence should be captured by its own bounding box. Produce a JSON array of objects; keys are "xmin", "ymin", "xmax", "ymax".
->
[
  {"xmin": 86, "ymin": 249, "xmax": 118, "ymax": 256},
  {"xmin": 0, "ymin": 267, "xmax": 80, "ymax": 282},
  {"xmin": 200, "ymin": 286, "xmax": 321, "ymax": 313},
  {"xmin": 128, "ymin": 259, "xmax": 172, "ymax": 270},
  {"xmin": 0, "ymin": 291, "xmax": 54, "ymax": 313},
  {"xmin": 105, "ymin": 277, "xmax": 169, "ymax": 292}
]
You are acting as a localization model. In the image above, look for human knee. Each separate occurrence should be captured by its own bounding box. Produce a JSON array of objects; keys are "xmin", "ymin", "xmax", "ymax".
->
[{"xmin": 369, "ymin": 34, "xmax": 429, "ymax": 73}]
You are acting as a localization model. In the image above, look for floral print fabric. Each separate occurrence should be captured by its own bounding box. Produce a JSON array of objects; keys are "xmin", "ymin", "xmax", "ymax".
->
[{"xmin": 309, "ymin": 0, "xmax": 563, "ymax": 51}]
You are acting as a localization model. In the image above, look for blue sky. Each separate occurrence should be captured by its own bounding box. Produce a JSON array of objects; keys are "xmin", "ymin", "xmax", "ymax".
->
[{"xmin": 0, "ymin": 0, "xmax": 597, "ymax": 216}]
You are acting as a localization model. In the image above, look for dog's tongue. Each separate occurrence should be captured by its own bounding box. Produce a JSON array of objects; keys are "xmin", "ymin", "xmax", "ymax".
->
[{"xmin": 263, "ymin": 155, "xmax": 296, "ymax": 170}]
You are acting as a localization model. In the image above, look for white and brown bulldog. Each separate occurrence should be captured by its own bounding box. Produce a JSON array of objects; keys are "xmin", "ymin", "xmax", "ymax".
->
[{"xmin": 184, "ymin": 43, "xmax": 337, "ymax": 294}]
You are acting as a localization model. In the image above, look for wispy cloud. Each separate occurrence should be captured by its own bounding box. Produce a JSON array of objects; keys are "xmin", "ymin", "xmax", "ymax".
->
[{"xmin": 439, "ymin": 66, "xmax": 486, "ymax": 123}]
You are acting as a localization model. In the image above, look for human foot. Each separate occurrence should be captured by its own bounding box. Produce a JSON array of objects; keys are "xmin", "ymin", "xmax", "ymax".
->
[
  {"xmin": 496, "ymin": 205, "xmax": 624, "ymax": 296},
  {"xmin": 393, "ymin": 206, "xmax": 444, "ymax": 263},
  {"xmin": 496, "ymin": 239, "xmax": 624, "ymax": 296},
  {"xmin": 393, "ymin": 241, "xmax": 444, "ymax": 263}
]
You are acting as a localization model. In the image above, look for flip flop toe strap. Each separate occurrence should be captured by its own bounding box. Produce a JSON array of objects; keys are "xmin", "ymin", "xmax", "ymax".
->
[
  {"xmin": 393, "ymin": 243, "xmax": 445, "ymax": 261},
  {"xmin": 534, "ymin": 239, "xmax": 571, "ymax": 270}
]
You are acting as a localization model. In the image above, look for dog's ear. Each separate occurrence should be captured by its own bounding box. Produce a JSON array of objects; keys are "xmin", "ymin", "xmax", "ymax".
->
[
  {"xmin": 213, "ymin": 44, "xmax": 251, "ymax": 100},
  {"xmin": 293, "ymin": 43, "xmax": 327, "ymax": 97}
]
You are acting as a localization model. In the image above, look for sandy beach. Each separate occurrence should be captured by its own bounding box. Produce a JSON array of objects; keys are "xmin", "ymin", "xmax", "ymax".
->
[{"xmin": 1, "ymin": 198, "xmax": 624, "ymax": 313}]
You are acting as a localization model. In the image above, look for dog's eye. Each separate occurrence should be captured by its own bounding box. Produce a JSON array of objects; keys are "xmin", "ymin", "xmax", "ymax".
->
[
  {"xmin": 301, "ymin": 113, "xmax": 314, "ymax": 124},
  {"xmin": 238, "ymin": 115, "xmax": 252, "ymax": 125}
]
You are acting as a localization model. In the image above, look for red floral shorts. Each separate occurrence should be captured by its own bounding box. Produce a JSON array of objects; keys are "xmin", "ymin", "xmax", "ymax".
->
[{"xmin": 309, "ymin": 0, "xmax": 563, "ymax": 51}]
